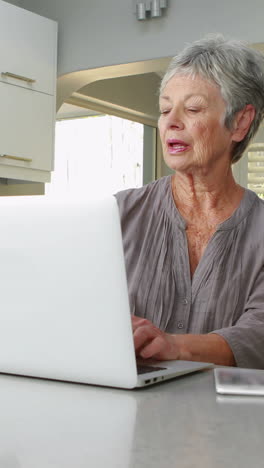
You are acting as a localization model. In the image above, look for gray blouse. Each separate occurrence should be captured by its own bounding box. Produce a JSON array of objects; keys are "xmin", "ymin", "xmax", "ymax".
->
[{"xmin": 115, "ymin": 176, "xmax": 264, "ymax": 369}]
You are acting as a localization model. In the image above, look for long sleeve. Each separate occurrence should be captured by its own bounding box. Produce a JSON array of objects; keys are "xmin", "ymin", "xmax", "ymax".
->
[{"xmin": 213, "ymin": 265, "xmax": 264, "ymax": 368}]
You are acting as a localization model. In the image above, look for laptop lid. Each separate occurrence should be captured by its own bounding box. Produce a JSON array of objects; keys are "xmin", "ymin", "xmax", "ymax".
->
[
  {"xmin": 0, "ymin": 196, "xmax": 213, "ymax": 388},
  {"xmin": 0, "ymin": 196, "xmax": 139, "ymax": 388}
]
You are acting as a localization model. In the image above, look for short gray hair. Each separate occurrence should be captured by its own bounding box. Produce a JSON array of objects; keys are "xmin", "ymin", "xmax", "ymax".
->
[{"xmin": 160, "ymin": 35, "xmax": 264, "ymax": 163}]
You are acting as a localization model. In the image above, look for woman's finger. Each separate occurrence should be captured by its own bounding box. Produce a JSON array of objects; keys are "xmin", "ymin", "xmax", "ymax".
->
[
  {"xmin": 139, "ymin": 335, "xmax": 166, "ymax": 359},
  {"xmin": 133, "ymin": 325, "xmax": 155, "ymax": 351}
]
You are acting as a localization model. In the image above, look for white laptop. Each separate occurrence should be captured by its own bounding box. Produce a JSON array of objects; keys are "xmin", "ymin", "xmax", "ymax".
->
[{"xmin": 0, "ymin": 195, "xmax": 212, "ymax": 388}]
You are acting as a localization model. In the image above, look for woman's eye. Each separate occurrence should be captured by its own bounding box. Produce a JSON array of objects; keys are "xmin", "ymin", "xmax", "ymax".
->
[
  {"xmin": 187, "ymin": 108, "xmax": 199, "ymax": 113},
  {"xmin": 160, "ymin": 109, "xmax": 170, "ymax": 115}
]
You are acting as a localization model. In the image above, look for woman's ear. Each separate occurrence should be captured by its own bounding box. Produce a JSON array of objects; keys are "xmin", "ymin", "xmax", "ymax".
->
[{"xmin": 232, "ymin": 104, "xmax": 256, "ymax": 142}]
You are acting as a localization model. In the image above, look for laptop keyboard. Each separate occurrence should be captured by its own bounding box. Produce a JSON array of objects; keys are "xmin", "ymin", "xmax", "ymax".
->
[{"xmin": 137, "ymin": 364, "xmax": 167, "ymax": 375}]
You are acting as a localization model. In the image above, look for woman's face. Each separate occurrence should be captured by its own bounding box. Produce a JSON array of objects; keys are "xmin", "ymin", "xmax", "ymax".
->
[{"xmin": 158, "ymin": 74, "xmax": 235, "ymax": 174}]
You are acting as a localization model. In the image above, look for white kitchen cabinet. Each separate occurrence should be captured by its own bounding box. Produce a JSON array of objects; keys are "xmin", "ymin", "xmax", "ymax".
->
[
  {"xmin": 0, "ymin": 1, "xmax": 57, "ymax": 96},
  {"xmin": 0, "ymin": 0, "xmax": 57, "ymax": 187},
  {"xmin": 0, "ymin": 82, "xmax": 55, "ymax": 174}
]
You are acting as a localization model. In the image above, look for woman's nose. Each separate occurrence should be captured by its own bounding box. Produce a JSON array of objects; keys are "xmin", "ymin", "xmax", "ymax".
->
[{"xmin": 167, "ymin": 110, "xmax": 184, "ymax": 130}]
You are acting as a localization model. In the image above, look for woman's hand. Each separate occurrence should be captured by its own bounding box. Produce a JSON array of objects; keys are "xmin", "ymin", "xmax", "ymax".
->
[
  {"xmin": 132, "ymin": 315, "xmax": 181, "ymax": 360},
  {"xmin": 131, "ymin": 315, "xmax": 236, "ymax": 365}
]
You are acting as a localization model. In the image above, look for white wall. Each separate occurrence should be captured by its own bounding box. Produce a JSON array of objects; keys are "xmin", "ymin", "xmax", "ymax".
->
[
  {"xmin": 4, "ymin": 0, "xmax": 264, "ymax": 183},
  {"xmin": 12, "ymin": 0, "xmax": 264, "ymax": 77},
  {"xmin": 5, "ymin": 0, "xmax": 22, "ymax": 5},
  {"xmin": 6, "ymin": 0, "xmax": 264, "ymax": 109}
]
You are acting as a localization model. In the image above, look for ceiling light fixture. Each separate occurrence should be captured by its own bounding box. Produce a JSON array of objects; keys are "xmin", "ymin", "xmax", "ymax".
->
[{"xmin": 135, "ymin": 0, "xmax": 168, "ymax": 20}]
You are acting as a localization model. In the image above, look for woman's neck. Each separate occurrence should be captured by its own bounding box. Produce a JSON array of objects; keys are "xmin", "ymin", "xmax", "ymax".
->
[{"xmin": 171, "ymin": 167, "xmax": 244, "ymax": 223}]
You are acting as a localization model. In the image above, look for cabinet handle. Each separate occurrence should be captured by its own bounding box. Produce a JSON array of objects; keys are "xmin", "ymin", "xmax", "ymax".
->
[
  {"xmin": 0, "ymin": 154, "xmax": 32, "ymax": 163},
  {"xmin": 1, "ymin": 71, "xmax": 36, "ymax": 84}
]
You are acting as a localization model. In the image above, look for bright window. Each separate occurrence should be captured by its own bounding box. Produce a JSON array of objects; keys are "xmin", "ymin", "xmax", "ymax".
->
[
  {"xmin": 233, "ymin": 125, "xmax": 264, "ymax": 199},
  {"xmin": 247, "ymin": 143, "xmax": 264, "ymax": 199},
  {"xmin": 45, "ymin": 114, "xmax": 144, "ymax": 199}
]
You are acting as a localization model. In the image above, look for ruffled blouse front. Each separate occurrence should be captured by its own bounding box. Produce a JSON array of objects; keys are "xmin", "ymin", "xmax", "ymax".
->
[{"xmin": 115, "ymin": 176, "xmax": 264, "ymax": 368}]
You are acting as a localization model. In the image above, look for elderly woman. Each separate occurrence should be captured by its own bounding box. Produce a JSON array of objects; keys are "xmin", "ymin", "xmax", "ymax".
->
[{"xmin": 115, "ymin": 35, "xmax": 264, "ymax": 369}]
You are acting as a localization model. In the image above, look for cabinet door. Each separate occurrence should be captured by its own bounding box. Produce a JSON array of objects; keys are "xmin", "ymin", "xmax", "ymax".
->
[
  {"xmin": 0, "ymin": 0, "xmax": 57, "ymax": 96},
  {"xmin": 0, "ymin": 82, "xmax": 54, "ymax": 172}
]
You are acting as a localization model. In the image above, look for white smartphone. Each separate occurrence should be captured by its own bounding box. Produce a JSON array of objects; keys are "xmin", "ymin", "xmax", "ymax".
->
[{"xmin": 214, "ymin": 367, "xmax": 264, "ymax": 395}]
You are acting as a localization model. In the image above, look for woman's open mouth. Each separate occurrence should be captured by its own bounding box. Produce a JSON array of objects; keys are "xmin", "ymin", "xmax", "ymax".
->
[{"xmin": 167, "ymin": 139, "xmax": 190, "ymax": 154}]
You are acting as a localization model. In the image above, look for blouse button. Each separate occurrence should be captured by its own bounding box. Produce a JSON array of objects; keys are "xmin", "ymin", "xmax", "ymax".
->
[
  {"xmin": 182, "ymin": 298, "xmax": 188, "ymax": 305},
  {"xmin": 177, "ymin": 322, "xmax": 184, "ymax": 329}
]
